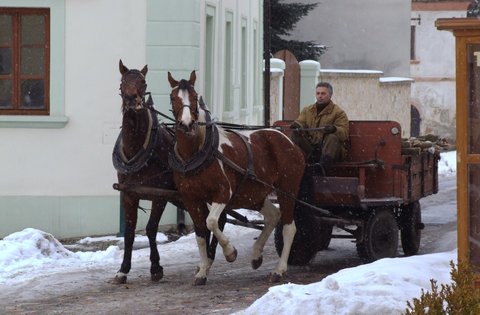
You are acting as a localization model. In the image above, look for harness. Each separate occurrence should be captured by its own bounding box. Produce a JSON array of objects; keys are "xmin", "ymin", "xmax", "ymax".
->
[
  {"xmin": 113, "ymin": 71, "xmax": 159, "ymax": 174},
  {"xmin": 112, "ymin": 107, "xmax": 160, "ymax": 174},
  {"xmin": 168, "ymin": 97, "xmax": 256, "ymax": 181},
  {"xmin": 168, "ymin": 122, "xmax": 220, "ymax": 175}
]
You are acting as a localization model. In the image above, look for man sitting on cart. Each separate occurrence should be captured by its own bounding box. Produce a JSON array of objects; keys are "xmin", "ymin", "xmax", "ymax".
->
[{"xmin": 290, "ymin": 81, "xmax": 349, "ymax": 174}]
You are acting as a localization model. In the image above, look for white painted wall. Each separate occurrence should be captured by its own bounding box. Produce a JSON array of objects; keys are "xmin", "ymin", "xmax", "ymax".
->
[
  {"xmin": 410, "ymin": 8, "xmax": 462, "ymax": 142},
  {"xmin": 0, "ymin": 0, "xmax": 145, "ymax": 196},
  {"xmin": 0, "ymin": 0, "xmax": 150, "ymax": 238}
]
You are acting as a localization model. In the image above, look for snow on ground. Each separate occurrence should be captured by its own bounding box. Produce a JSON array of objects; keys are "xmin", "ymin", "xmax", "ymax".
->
[{"xmin": 0, "ymin": 151, "xmax": 458, "ymax": 314}]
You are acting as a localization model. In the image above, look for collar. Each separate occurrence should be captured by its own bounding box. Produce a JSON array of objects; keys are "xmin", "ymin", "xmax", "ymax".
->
[
  {"xmin": 308, "ymin": 101, "xmax": 334, "ymax": 116},
  {"xmin": 112, "ymin": 109, "xmax": 159, "ymax": 174}
]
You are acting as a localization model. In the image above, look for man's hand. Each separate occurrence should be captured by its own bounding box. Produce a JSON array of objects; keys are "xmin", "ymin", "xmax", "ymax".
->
[
  {"xmin": 323, "ymin": 125, "xmax": 337, "ymax": 134},
  {"xmin": 290, "ymin": 122, "xmax": 302, "ymax": 130}
]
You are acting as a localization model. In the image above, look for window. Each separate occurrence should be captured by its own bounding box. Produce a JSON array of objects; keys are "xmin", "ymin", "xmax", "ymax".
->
[
  {"xmin": 0, "ymin": 8, "xmax": 50, "ymax": 115},
  {"xmin": 241, "ymin": 18, "xmax": 247, "ymax": 110},
  {"xmin": 205, "ymin": 5, "xmax": 215, "ymax": 109},
  {"xmin": 223, "ymin": 11, "xmax": 233, "ymax": 115},
  {"xmin": 410, "ymin": 25, "xmax": 416, "ymax": 61}
]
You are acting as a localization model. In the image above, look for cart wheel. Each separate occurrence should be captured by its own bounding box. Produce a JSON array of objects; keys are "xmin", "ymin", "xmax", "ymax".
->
[
  {"xmin": 274, "ymin": 206, "xmax": 317, "ymax": 266},
  {"xmin": 315, "ymin": 219, "xmax": 333, "ymax": 251},
  {"xmin": 400, "ymin": 201, "xmax": 422, "ymax": 256},
  {"xmin": 356, "ymin": 209, "xmax": 399, "ymax": 262}
]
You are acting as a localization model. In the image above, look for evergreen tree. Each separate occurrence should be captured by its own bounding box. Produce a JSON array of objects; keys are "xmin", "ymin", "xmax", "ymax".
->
[{"xmin": 270, "ymin": 0, "xmax": 325, "ymax": 61}]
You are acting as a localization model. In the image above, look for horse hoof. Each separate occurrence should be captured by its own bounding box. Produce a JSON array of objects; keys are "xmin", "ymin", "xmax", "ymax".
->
[
  {"xmin": 225, "ymin": 248, "xmax": 238, "ymax": 263},
  {"xmin": 193, "ymin": 277, "xmax": 207, "ymax": 286},
  {"xmin": 251, "ymin": 256, "xmax": 263, "ymax": 270},
  {"xmin": 150, "ymin": 266, "xmax": 164, "ymax": 282},
  {"xmin": 151, "ymin": 271, "xmax": 164, "ymax": 282},
  {"xmin": 113, "ymin": 275, "xmax": 127, "ymax": 284},
  {"xmin": 269, "ymin": 272, "xmax": 284, "ymax": 283}
]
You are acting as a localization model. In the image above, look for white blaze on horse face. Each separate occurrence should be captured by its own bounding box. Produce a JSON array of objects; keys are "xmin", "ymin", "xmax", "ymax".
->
[{"xmin": 178, "ymin": 88, "xmax": 191, "ymax": 126}]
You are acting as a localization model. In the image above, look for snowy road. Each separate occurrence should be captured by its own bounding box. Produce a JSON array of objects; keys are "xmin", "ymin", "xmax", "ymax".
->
[{"xmin": 0, "ymin": 168, "xmax": 457, "ymax": 314}]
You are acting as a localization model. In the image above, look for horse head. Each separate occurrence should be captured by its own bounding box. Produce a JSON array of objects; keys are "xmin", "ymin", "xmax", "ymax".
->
[
  {"xmin": 119, "ymin": 59, "xmax": 149, "ymax": 113},
  {"xmin": 168, "ymin": 71, "xmax": 200, "ymax": 136}
]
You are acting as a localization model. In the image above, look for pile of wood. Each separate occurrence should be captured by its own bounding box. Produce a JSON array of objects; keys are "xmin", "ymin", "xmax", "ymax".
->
[{"xmin": 401, "ymin": 134, "xmax": 451, "ymax": 155}]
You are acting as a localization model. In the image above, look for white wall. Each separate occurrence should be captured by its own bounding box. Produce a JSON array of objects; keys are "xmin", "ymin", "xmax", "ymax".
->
[
  {"xmin": 411, "ymin": 7, "xmax": 463, "ymax": 142},
  {"xmin": 0, "ymin": 0, "xmax": 146, "ymax": 196},
  {"xmin": 0, "ymin": 0, "xmax": 148, "ymax": 238}
]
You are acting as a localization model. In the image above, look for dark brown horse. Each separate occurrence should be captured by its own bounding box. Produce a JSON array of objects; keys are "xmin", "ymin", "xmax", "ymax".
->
[
  {"xmin": 113, "ymin": 61, "xmax": 225, "ymax": 284},
  {"xmin": 167, "ymin": 71, "xmax": 305, "ymax": 285},
  {"xmin": 112, "ymin": 60, "xmax": 180, "ymax": 284}
]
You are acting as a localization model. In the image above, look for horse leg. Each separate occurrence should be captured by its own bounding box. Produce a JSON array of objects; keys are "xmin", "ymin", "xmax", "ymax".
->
[
  {"xmin": 206, "ymin": 211, "xmax": 227, "ymax": 261},
  {"xmin": 207, "ymin": 202, "xmax": 237, "ymax": 262},
  {"xmin": 187, "ymin": 203, "xmax": 213, "ymax": 285},
  {"xmin": 251, "ymin": 198, "xmax": 281, "ymax": 270},
  {"xmin": 270, "ymin": 194, "xmax": 297, "ymax": 283},
  {"xmin": 146, "ymin": 198, "xmax": 167, "ymax": 282},
  {"xmin": 113, "ymin": 193, "xmax": 138, "ymax": 284}
]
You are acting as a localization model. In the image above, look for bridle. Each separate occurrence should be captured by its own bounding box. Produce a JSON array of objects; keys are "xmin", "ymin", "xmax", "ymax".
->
[
  {"xmin": 120, "ymin": 70, "xmax": 151, "ymax": 112},
  {"xmin": 170, "ymin": 81, "xmax": 200, "ymax": 131}
]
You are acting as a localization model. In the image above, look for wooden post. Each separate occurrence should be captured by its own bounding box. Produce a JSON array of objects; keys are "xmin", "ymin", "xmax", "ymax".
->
[{"xmin": 436, "ymin": 17, "xmax": 480, "ymax": 286}]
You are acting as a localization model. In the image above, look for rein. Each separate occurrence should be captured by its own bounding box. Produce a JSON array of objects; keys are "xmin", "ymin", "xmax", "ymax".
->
[{"xmin": 166, "ymin": 91, "xmax": 338, "ymax": 218}]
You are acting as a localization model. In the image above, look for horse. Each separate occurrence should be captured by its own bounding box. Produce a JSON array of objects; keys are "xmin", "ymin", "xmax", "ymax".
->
[
  {"xmin": 113, "ymin": 60, "xmax": 224, "ymax": 284},
  {"xmin": 167, "ymin": 70, "xmax": 305, "ymax": 285}
]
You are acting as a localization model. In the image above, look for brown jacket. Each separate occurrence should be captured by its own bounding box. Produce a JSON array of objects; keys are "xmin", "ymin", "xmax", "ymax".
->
[{"xmin": 294, "ymin": 101, "xmax": 349, "ymax": 146}]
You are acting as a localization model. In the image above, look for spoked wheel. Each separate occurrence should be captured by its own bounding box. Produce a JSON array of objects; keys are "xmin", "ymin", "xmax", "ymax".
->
[
  {"xmin": 357, "ymin": 209, "xmax": 399, "ymax": 262},
  {"xmin": 274, "ymin": 205, "xmax": 317, "ymax": 266},
  {"xmin": 400, "ymin": 201, "xmax": 423, "ymax": 256}
]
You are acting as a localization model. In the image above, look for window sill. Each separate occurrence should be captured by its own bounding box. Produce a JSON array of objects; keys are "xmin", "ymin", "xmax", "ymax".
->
[{"xmin": 0, "ymin": 115, "xmax": 69, "ymax": 128}]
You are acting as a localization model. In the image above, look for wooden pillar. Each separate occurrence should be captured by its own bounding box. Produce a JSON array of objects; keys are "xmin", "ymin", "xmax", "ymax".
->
[{"xmin": 436, "ymin": 18, "xmax": 480, "ymax": 285}]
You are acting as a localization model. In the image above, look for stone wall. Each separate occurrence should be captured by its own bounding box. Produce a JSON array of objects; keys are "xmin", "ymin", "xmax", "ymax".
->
[{"xmin": 269, "ymin": 60, "xmax": 413, "ymax": 138}]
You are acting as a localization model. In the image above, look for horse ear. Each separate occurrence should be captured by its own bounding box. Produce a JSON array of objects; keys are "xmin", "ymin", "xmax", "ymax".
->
[
  {"xmin": 119, "ymin": 59, "xmax": 128, "ymax": 75},
  {"xmin": 141, "ymin": 65, "xmax": 148, "ymax": 76},
  {"xmin": 168, "ymin": 71, "xmax": 178, "ymax": 88},
  {"xmin": 189, "ymin": 70, "xmax": 196, "ymax": 86}
]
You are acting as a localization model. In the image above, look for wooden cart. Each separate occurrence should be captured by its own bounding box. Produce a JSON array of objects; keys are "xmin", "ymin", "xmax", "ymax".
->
[{"xmin": 273, "ymin": 120, "xmax": 440, "ymax": 265}]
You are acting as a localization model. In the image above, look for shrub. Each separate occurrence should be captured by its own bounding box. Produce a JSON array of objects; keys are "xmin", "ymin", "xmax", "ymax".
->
[{"xmin": 405, "ymin": 261, "xmax": 480, "ymax": 314}]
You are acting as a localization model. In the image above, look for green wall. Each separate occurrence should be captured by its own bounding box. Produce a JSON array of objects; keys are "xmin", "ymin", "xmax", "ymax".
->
[
  {"xmin": 146, "ymin": 0, "xmax": 201, "ymax": 114},
  {"xmin": 0, "ymin": 195, "xmax": 179, "ymax": 239}
]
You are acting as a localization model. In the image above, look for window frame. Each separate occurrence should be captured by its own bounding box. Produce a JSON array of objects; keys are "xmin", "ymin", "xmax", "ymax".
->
[{"xmin": 0, "ymin": 7, "xmax": 50, "ymax": 116}]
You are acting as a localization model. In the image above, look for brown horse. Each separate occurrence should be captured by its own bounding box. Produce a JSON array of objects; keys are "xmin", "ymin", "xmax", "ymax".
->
[
  {"xmin": 167, "ymin": 71, "xmax": 305, "ymax": 285},
  {"xmin": 114, "ymin": 61, "xmax": 225, "ymax": 284},
  {"xmin": 112, "ymin": 60, "xmax": 180, "ymax": 284}
]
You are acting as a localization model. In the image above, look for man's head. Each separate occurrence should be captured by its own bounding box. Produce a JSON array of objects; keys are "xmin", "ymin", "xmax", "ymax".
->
[{"xmin": 315, "ymin": 82, "xmax": 333, "ymax": 106}]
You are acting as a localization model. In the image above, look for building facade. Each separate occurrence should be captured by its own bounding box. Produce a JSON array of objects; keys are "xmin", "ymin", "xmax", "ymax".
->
[
  {"xmin": 411, "ymin": 0, "xmax": 470, "ymax": 142},
  {"xmin": 0, "ymin": 0, "xmax": 263, "ymax": 238}
]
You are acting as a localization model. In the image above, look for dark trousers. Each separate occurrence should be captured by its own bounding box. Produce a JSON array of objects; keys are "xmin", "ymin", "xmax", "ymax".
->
[{"xmin": 291, "ymin": 132, "xmax": 346, "ymax": 165}]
